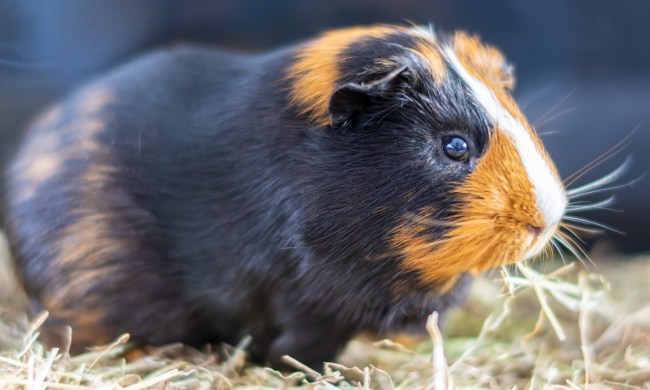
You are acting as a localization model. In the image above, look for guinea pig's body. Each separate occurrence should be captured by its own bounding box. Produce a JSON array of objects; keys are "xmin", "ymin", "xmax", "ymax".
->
[{"xmin": 4, "ymin": 26, "xmax": 567, "ymax": 369}]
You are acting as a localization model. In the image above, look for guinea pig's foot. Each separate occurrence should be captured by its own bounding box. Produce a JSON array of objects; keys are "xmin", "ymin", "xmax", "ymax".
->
[{"xmin": 267, "ymin": 320, "xmax": 355, "ymax": 373}]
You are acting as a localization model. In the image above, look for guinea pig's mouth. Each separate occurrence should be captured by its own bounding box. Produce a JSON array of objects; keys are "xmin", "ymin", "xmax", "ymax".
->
[
  {"xmin": 520, "ymin": 222, "xmax": 561, "ymax": 262},
  {"xmin": 496, "ymin": 174, "xmax": 624, "ymax": 268},
  {"xmin": 392, "ymin": 157, "xmax": 630, "ymax": 284}
]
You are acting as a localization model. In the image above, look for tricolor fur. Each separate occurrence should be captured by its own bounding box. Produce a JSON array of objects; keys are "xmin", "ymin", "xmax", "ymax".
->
[
  {"xmin": 287, "ymin": 26, "xmax": 567, "ymax": 283},
  {"xmin": 6, "ymin": 25, "xmax": 568, "ymax": 369}
]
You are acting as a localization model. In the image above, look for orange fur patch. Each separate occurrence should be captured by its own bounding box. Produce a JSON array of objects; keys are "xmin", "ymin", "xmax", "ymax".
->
[
  {"xmin": 452, "ymin": 32, "xmax": 562, "ymax": 193},
  {"xmin": 410, "ymin": 39, "xmax": 446, "ymax": 84},
  {"xmin": 392, "ymin": 131, "xmax": 547, "ymax": 283},
  {"xmin": 21, "ymin": 87, "xmax": 118, "ymax": 347},
  {"xmin": 452, "ymin": 32, "xmax": 515, "ymax": 91},
  {"xmin": 452, "ymin": 32, "xmax": 527, "ymax": 130},
  {"xmin": 13, "ymin": 88, "xmax": 113, "ymax": 203},
  {"xmin": 288, "ymin": 26, "xmax": 396, "ymax": 126},
  {"xmin": 43, "ymin": 211, "xmax": 118, "ymax": 348},
  {"xmin": 288, "ymin": 25, "xmax": 450, "ymax": 126}
]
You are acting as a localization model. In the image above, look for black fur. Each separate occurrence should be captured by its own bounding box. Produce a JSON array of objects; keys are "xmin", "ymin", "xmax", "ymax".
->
[{"xmin": 5, "ymin": 33, "xmax": 491, "ymax": 370}]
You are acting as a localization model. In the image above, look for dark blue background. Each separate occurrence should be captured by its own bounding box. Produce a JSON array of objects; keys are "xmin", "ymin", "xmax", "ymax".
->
[{"xmin": 1, "ymin": 0, "xmax": 648, "ymax": 251}]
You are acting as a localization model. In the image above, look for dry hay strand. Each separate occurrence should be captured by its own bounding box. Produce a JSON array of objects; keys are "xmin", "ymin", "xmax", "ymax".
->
[{"xmin": 0, "ymin": 258, "xmax": 648, "ymax": 389}]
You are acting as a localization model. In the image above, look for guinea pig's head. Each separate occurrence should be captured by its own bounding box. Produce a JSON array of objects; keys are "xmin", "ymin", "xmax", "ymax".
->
[{"xmin": 287, "ymin": 26, "xmax": 567, "ymax": 285}]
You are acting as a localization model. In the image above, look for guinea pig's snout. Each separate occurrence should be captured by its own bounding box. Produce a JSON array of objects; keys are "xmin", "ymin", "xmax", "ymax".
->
[
  {"xmin": 521, "ymin": 188, "xmax": 567, "ymax": 261},
  {"xmin": 526, "ymin": 221, "xmax": 555, "ymax": 245},
  {"xmin": 528, "ymin": 184, "xmax": 568, "ymax": 242}
]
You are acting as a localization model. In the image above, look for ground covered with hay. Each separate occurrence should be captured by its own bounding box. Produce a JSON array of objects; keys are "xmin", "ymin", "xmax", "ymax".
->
[{"xmin": 0, "ymin": 230, "xmax": 648, "ymax": 389}]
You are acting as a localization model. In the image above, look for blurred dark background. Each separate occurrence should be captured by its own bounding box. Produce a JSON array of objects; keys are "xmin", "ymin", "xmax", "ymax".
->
[{"xmin": 0, "ymin": 0, "xmax": 648, "ymax": 252}]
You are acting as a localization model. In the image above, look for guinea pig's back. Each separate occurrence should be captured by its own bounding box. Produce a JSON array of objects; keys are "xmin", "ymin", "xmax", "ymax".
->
[{"xmin": 4, "ymin": 45, "xmax": 294, "ymax": 350}]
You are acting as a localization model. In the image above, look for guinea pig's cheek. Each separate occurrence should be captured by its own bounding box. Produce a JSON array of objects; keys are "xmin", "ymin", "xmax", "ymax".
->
[
  {"xmin": 446, "ymin": 132, "xmax": 547, "ymax": 267},
  {"xmin": 389, "ymin": 137, "xmax": 534, "ymax": 284},
  {"xmin": 466, "ymin": 129, "xmax": 563, "ymax": 265}
]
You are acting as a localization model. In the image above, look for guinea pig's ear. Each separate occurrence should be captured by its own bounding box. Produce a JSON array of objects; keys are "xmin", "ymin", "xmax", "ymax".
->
[
  {"xmin": 454, "ymin": 32, "xmax": 516, "ymax": 91},
  {"xmin": 329, "ymin": 83, "xmax": 370, "ymax": 128},
  {"xmin": 329, "ymin": 66, "xmax": 414, "ymax": 127}
]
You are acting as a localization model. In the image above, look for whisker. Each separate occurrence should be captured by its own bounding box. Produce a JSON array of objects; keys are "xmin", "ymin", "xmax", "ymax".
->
[
  {"xmin": 563, "ymin": 125, "xmax": 638, "ymax": 187},
  {"xmin": 533, "ymin": 89, "xmax": 575, "ymax": 126},
  {"xmin": 550, "ymin": 237, "xmax": 567, "ymax": 265},
  {"xmin": 560, "ymin": 222, "xmax": 603, "ymax": 236},
  {"xmin": 566, "ymin": 196, "xmax": 616, "ymax": 212},
  {"xmin": 562, "ymin": 215, "xmax": 625, "ymax": 235},
  {"xmin": 567, "ymin": 157, "xmax": 631, "ymax": 197},
  {"xmin": 568, "ymin": 174, "xmax": 644, "ymax": 200},
  {"xmin": 533, "ymin": 106, "xmax": 579, "ymax": 128},
  {"xmin": 544, "ymin": 240, "xmax": 553, "ymax": 263},
  {"xmin": 556, "ymin": 232, "xmax": 594, "ymax": 267},
  {"xmin": 540, "ymin": 243, "xmax": 549, "ymax": 264},
  {"xmin": 566, "ymin": 206, "xmax": 620, "ymax": 213},
  {"xmin": 566, "ymin": 206, "xmax": 621, "ymax": 213},
  {"xmin": 535, "ymin": 241, "xmax": 553, "ymax": 267},
  {"xmin": 567, "ymin": 206, "xmax": 623, "ymax": 214},
  {"xmin": 557, "ymin": 231, "xmax": 594, "ymax": 267},
  {"xmin": 553, "ymin": 233, "xmax": 586, "ymax": 266},
  {"xmin": 561, "ymin": 225, "xmax": 587, "ymax": 245},
  {"xmin": 537, "ymin": 130, "xmax": 562, "ymax": 137},
  {"xmin": 519, "ymin": 83, "xmax": 555, "ymax": 110}
]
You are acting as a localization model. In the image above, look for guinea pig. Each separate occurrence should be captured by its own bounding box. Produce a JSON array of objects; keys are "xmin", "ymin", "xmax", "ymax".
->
[{"xmin": 4, "ymin": 25, "xmax": 567, "ymax": 369}]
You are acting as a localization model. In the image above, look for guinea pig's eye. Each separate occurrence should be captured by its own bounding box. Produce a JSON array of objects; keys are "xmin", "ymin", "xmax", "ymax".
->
[{"xmin": 442, "ymin": 136, "xmax": 470, "ymax": 161}]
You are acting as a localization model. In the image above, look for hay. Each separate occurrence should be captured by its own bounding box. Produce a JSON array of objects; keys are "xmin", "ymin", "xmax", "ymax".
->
[{"xmin": 1, "ymin": 255, "xmax": 648, "ymax": 389}]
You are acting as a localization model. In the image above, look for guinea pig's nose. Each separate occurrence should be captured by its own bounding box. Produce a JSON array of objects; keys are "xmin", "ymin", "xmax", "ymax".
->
[{"xmin": 527, "ymin": 223, "xmax": 544, "ymax": 236}]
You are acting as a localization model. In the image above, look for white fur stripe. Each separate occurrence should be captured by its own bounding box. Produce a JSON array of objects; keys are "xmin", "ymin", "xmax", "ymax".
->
[{"xmin": 442, "ymin": 47, "xmax": 567, "ymax": 228}]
